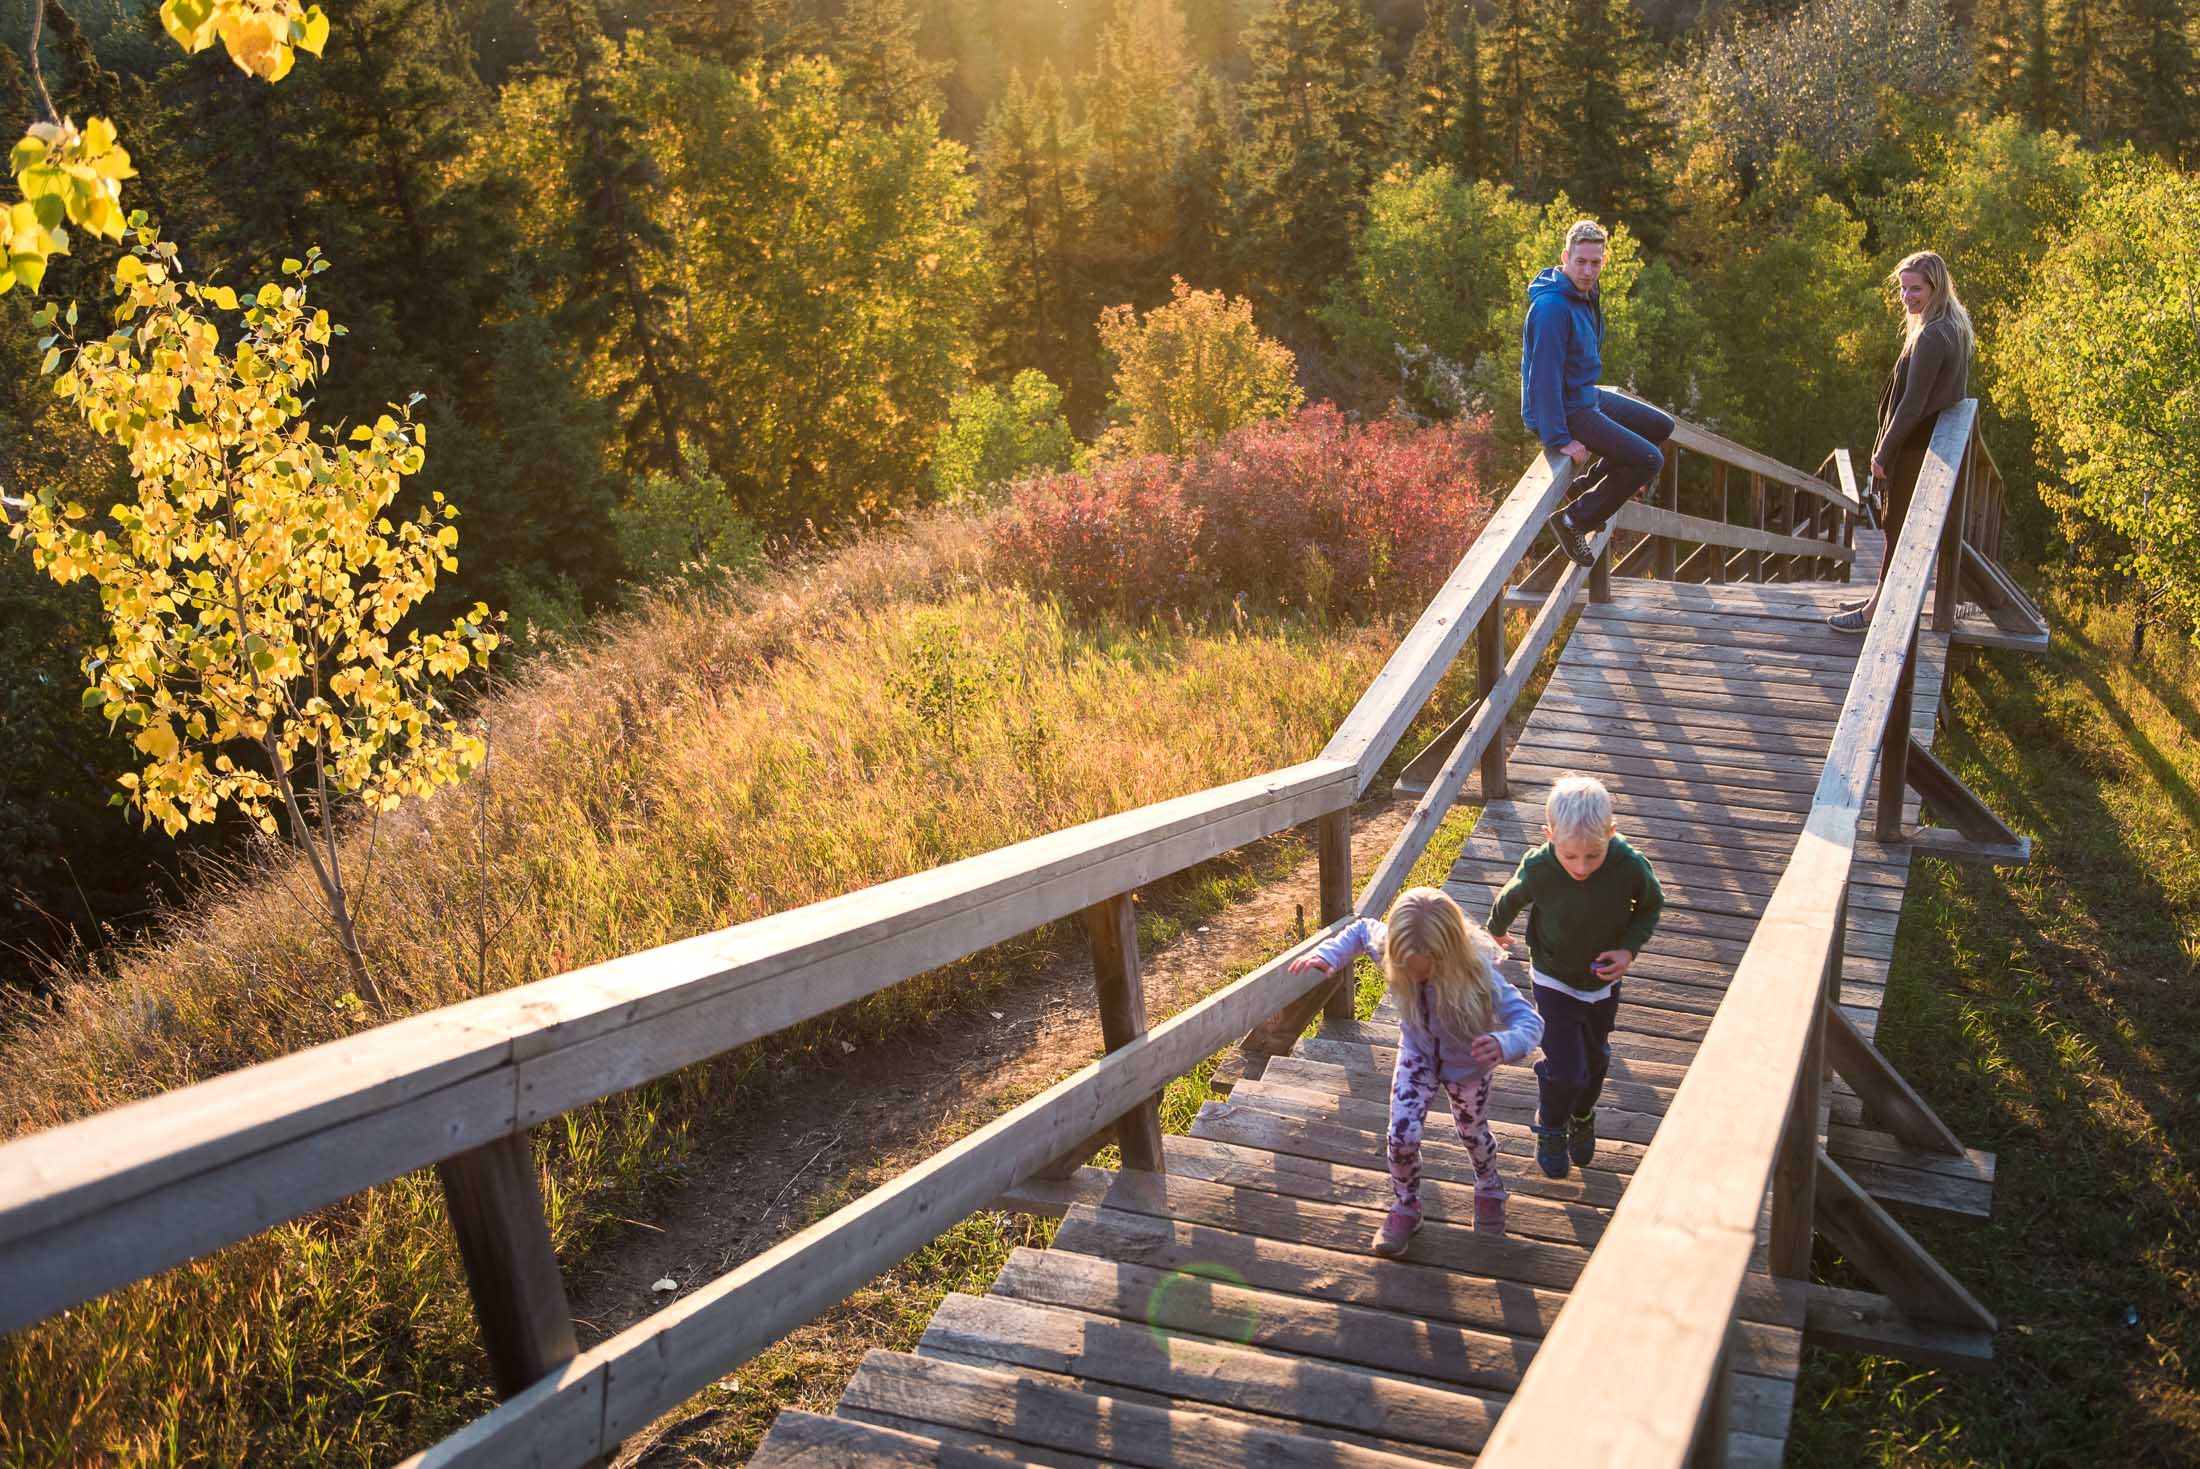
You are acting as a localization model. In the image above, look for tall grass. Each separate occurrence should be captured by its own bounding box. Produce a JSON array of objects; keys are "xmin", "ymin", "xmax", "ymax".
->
[{"xmin": 0, "ymin": 507, "xmax": 1483, "ymax": 1465}]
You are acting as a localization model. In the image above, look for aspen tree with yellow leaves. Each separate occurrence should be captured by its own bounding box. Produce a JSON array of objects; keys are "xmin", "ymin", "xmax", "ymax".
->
[
  {"xmin": 3, "ymin": 0, "xmax": 498, "ymax": 1009},
  {"xmin": 9, "ymin": 237, "xmax": 500, "ymax": 1008}
]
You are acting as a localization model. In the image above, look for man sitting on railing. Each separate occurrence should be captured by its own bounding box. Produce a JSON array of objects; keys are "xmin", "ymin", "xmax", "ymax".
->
[{"xmin": 1521, "ymin": 220, "xmax": 1674, "ymax": 569}]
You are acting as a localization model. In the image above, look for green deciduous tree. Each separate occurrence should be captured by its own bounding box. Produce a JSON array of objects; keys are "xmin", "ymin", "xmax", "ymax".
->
[
  {"xmin": 931, "ymin": 369, "xmax": 1077, "ymax": 504},
  {"xmin": 1320, "ymin": 163, "xmax": 1533, "ymax": 410},
  {"xmin": 2008, "ymin": 163, "xmax": 2200, "ymax": 653},
  {"xmin": 1098, "ymin": 276, "xmax": 1302, "ymax": 452},
  {"xmin": 624, "ymin": 47, "xmax": 992, "ymax": 527}
]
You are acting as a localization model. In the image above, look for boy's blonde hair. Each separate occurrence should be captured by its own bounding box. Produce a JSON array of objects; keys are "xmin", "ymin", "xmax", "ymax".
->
[
  {"xmin": 1546, "ymin": 775, "xmax": 1615, "ymax": 844},
  {"xmin": 1385, "ymin": 887, "xmax": 1503, "ymax": 1042}
]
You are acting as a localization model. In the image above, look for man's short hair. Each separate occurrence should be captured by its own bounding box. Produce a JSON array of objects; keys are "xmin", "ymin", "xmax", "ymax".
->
[
  {"xmin": 1546, "ymin": 775, "xmax": 1614, "ymax": 843},
  {"xmin": 1564, "ymin": 219, "xmax": 1608, "ymax": 253}
]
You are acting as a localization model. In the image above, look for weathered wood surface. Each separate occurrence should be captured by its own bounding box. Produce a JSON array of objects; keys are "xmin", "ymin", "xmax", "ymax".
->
[{"xmin": 751, "ymin": 495, "xmax": 1979, "ymax": 1469}]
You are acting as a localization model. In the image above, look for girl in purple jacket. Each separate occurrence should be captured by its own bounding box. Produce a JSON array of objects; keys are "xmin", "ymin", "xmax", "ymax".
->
[{"xmin": 1289, "ymin": 886, "xmax": 1543, "ymax": 1254}]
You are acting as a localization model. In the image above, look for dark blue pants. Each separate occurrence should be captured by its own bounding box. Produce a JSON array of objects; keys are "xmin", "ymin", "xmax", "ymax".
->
[
  {"xmin": 1563, "ymin": 389, "xmax": 1675, "ymax": 531},
  {"xmin": 1532, "ymin": 980, "xmax": 1621, "ymax": 1124}
]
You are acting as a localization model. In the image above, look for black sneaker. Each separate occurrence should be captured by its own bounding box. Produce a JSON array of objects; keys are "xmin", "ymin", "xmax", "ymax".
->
[
  {"xmin": 1567, "ymin": 1110, "xmax": 1597, "ymax": 1167},
  {"xmin": 1549, "ymin": 511, "xmax": 1595, "ymax": 568}
]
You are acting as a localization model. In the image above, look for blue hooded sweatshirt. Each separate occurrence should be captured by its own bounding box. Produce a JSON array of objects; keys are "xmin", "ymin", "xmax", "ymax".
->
[{"xmin": 1520, "ymin": 266, "xmax": 1604, "ymax": 451}]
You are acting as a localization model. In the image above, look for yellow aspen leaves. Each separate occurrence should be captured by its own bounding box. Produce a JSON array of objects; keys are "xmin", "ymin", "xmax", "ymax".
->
[
  {"xmin": 3, "ymin": 117, "xmax": 136, "ymax": 294},
  {"xmin": 7, "ymin": 238, "xmax": 501, "ymax": 839},
  {"xmin": 159, "ymin": 0, "xmax": 330, "ymax": 82}
]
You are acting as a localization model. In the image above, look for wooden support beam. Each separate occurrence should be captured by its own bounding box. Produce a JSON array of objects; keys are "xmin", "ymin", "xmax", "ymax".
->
[
  {"xmin": 1081, "ymin": 893, "xmax": 1164, "ymax": 1173},
  {"xmin": 1804, "ymin": 1285, "xmax": 1995, "ymax": 1372},
  {"xmin": 1711, "ymin": 463, "xmax": 1730, "ymax": 584},
  {"xmin": 1475, "ymin": 602, "xmax": 1510, "ymax": 798},
  {"xmin": 1770, "ymin": 886, "xmax": 1841, "ymax": 1277},
  {"xmin": 1685, "ymin": 1325, "xmax": 1733, "ymax": 1469},
  {"xmin": 1814, "ymin": 1149, "xmax": 1996, "ymax": 1332},
  {"xmin": 1874, "ymin": 629, "xmax": 1918, "ymax": 844},
  {"xmin": 436, "ymin": 1133, "xmax": 579, "ymax": 1400},
  {"xmin": 1908, "ymin": 827, "xmax": 2033, "ymax": 867},
  {"xmin": 1589, "ymin": 534, "xmax": 1614, "ymax": 604},
  {"xmin": 1823, "ymin": 1007, "xmax": 1964, "ymax": 1156},
  {"xmin": 1902, "ymin": 737, "xmax": 2023, "ymax": 848},
  {"xmin": 1933, "ymin": 434, "xmax": 1971, "ymax": 632},
  {"xmin": 1394, "ymin": 697, "xmax": 1484, "ymax": 798},
  {"xmin": 1610, "ymin": 531, "xmax": 1660, "ymax": 579},
  {"xmin": 1656, "ymin": 451, "xmax": 1680, "ymax": 581},
  {"xmin": 1748, "ymin": 472, "xmax": 1766, "ymax": 582},
  {"xmin": 1317, "ymin": 811, "xmax": 1355, "ymax": 1025}
]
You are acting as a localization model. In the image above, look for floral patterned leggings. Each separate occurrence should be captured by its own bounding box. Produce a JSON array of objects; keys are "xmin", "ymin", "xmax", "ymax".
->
[{"xmin": 1386, "ymin": 1045, "xmax": 1506, "ymax": 1219}]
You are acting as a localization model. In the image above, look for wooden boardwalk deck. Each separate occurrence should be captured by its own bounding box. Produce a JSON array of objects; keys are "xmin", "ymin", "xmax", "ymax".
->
[{"xmin": 751, "ymin": 544, "xmax": 1985, "ymax": 1468}]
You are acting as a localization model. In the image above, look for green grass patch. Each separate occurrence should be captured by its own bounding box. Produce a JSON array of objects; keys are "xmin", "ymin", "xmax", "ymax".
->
[{"xmin": 1789, "ymin": 591, "xmax": 2200, "ymax": 1465}]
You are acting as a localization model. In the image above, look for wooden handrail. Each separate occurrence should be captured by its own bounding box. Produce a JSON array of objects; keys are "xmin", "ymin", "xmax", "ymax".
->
[
  {"xmin": 0, "ymin": 400, "xmax": 1848, "ymax": 1464},
  {"xmin": 1474, "ymin": 399, "xmax": 1980, "ymax": 1468},
  {"xmin": 1609, "ymin": 391, "xmax": 1860, "ymax": 511},
  {"xmin": 1608, "ymin": 500, "xmax": 1855, "ymax": 565}
]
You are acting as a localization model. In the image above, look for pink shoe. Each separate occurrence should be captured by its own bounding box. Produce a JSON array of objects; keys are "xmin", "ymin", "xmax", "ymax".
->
[
  {"xmin": 1474, "ymin": 1190, "xmax": 1507, "ymax": 1233},
  {"xmin": 1372, "ymin": 1204, "xmax": 1422, "ymax": 1257}
]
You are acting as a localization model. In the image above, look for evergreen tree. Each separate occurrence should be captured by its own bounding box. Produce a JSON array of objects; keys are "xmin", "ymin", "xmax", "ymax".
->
[
  {"xmin": 1169, "ymin": 68, "xmax": 1240, "ymax": 289},
  {"xmin": 836, "ymin": 0, "xmax": 953, "ymax": 121},
  {"xmin": 1234, "ymin": 0, "xmax": 1384, "ymax": 310},
  {"xmin": 2053, "ymin": 0, "xmax": 2113, "ymax": 138},
  {"xmin": 978, "ymin": 64, "xmax": 1091, "ymax": 392},
  {"xmin": 1540, "ymin": 0, "xmax": 1665, "ymax": 231},
  {"xmin": 527, "ymin": 0, "xmax": 694, "ymax": 473},
  {"xmin": 1183, "ymin": 0, "xmax": 1240, "ymax": 68},
  {"xmin": 1082, "ymin": 0, "xmax": 1186, "ymax": 293},
  {"xmin": 1399, "ymin": 0, "xmax": 1488, "ymax": 179},
  {"xmin": 2109, "ymin": 0, "xmax": 2197, "ymax": 163},
  {"xmin": 1485, "ymin": 0, "xmax": 1551, "ymax": 192},
  {"xmin": 1973, "ymin": 0, "xmax": 2056, "ymax": 127},
  {"xmin": 642, "ymin": 0, "xmax": 801, "ymax": 66}
]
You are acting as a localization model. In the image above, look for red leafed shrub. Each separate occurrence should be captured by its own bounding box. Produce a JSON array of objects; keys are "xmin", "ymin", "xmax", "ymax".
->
[
  {"xmin": 998, "ymin": 404, "xmax": 1500, "ymax": 621},
  {"xmin": 993, "ymin": 452, "xmax": 1204, "ymax": 619}
]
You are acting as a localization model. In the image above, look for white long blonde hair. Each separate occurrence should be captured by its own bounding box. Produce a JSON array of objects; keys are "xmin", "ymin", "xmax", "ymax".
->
[
  {"xmin": 1892, "ymin": 250, "xmax": 1975, "ymax": 358},
  {"xmin": 1385, "ymin": 887, "xmax": 1504, "ymax": 1041}
]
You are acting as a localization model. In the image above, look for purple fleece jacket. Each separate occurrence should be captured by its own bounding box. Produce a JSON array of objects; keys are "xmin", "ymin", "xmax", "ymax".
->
[{"xmin": 1309, "ymin": 917, "xmax": 1544, "ymax": 1086}]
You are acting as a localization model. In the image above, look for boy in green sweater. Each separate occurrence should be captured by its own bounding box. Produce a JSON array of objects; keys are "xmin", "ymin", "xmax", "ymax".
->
[{"xmin": 1488, "ymin": 774, "xmax": 1663, "ymax": 1178}]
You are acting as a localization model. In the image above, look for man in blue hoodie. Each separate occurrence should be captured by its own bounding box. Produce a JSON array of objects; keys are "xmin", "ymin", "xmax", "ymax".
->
[{"xmin": 1521, "ymin": 219, "xmax": 1673, "ymax": 567}]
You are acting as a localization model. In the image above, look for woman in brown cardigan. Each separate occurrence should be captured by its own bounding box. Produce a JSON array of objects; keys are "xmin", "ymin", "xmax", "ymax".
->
[{"xmin": 1828, "ymin": 250, "xmax": 1975, "ymax": 632}]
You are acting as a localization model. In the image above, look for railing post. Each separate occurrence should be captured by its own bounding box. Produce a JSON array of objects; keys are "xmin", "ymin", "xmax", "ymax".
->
[
  {"xmin": 1474, "ymin": 603, "xmax": 1510, "ymax": 799},
  {"xmin": 1748, "ymin": 472, "xmax": 1766, "ymax": 582},
  {"xmin": 1081, "ymin": 892, "xmax": 1165, "ymax": 1172},
  {"xmin": 1655, "ymin": 451, "xmax": 1680, "ymax": 581},
  {"xmin": 1770, "ymin": 882, "xmax": 1840, "ymax": 1277},
  {"xmin": 1686, "ymin": 1323, "xmax": 1734, "ymax": 1469},
  {"xmin": 1933, "ymin": 433, "xmax": 1972, "ymax": 632},
  {"xmin": 436, "ymin": 1133, "xmax": 580, "ymax": 1400},
  {"xmin": 1711, "ymin": 463, "xmax": 1729, "ymax": 584},
  {"xmin": 1318, "ymin": 810, "xmax": 1356, "ymax": 1024},
  {"xmin": 1874, "ymin": 628, "xmax": 1918, "ymax": 843}
]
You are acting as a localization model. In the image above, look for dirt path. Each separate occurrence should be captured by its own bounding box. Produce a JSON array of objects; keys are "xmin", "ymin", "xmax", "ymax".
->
[{"xmin": 566, "ymin": 793, "xmax": 1417, "ymax": 1361}]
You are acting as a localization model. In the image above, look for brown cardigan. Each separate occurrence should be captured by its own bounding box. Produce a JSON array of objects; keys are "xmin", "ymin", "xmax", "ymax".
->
[{"xmin": 1871, "ymin": 313, "xmax": 1971, "ymax": 473}]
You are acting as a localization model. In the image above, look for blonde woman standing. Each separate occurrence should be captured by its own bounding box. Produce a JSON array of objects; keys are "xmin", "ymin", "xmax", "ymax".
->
[{"xmin": 1829, "ymin": 250, "xmax": 1976, "ymax": 632}]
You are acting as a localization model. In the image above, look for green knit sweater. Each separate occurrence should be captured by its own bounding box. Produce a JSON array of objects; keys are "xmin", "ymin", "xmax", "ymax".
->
[{"xmin": 1487, "ymin": 835, "xmax": 1663, "ymax": 992}]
